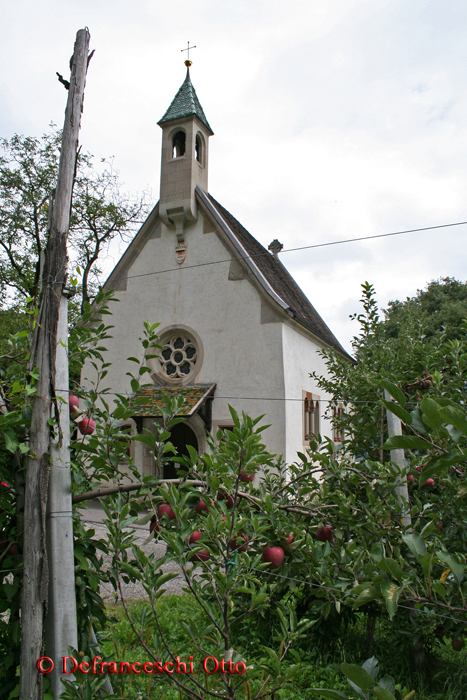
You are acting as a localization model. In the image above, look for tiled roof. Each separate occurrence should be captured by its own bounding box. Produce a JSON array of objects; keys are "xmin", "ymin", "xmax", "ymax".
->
[
  {"xmin": 200, "ymin": 191, "xmax": 349, "ymax": 357},
  {"xmin": 158, "ymin": 68, "xmax": 213, "ymax": 134},
  {"xmin": 131, "ymin": 384, "xmax": 216, "ymax": 417}
]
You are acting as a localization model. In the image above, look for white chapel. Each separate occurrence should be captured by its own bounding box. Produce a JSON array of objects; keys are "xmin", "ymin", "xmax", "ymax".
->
[{"xmin": 96, "ymin": 61, "xmax": 349, "ymax": 477}]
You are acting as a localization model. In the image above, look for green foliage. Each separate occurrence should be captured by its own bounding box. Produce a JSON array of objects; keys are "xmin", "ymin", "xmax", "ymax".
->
[
  {"xmin": 312, "ymin": 281, "xmax": 467, "ymax": 459},
  {"xmin": 0, "ymin": 128, "xmax": 150, "ymax": 313},
  {"xmin": 3, "ymin": 278, "xmax": 467, "ymax": 698},
  {"xmin": 310, "ymin": 656, "xmax": 414, "ymax": 700},
  {"xmin": 384, "ymin": 277, "xmax": 467, "ymax": 342}
]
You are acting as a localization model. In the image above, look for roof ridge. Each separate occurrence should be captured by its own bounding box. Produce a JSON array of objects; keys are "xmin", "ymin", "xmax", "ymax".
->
[{"xmin": 202, "ymin": 192, "xmax": 350, "ymax": 358}]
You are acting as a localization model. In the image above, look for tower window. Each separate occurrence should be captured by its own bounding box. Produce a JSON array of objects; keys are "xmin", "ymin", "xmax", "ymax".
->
[
  {"xmin": 195, "ymin": 134, "xmax": 203, "ymax": 164},
  {"xmin": 172, "ymin": 131, "xmax": 186, "ymax": 158}
]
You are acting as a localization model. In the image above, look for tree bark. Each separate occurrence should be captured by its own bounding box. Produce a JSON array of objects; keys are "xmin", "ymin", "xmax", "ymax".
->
[{"xmin": 20, "ymin": 28, "xmax": 90, "ymax": 700}]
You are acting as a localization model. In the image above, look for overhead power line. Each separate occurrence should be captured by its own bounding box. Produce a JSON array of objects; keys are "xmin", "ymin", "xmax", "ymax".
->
[{"xmin": 105, "ymin": 219, "xmax": 467, "ymax": 286}]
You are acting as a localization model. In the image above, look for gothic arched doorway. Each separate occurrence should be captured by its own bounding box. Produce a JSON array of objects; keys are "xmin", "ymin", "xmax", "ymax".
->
[{"xmin": 163, "ymin": 422, "xmax": 198, "ymax": 479}]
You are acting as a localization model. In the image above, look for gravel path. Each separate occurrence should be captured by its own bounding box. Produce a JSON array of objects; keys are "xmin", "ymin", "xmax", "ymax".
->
[{"xmin": 80, "ymin": 502, "xmax": 186, "ymax": 601}]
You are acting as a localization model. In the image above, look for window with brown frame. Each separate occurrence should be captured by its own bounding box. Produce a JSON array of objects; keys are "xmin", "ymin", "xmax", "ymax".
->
[
  {"xmin": 304, "ymin": 392, "xmax": 320, "ymax": 442},
  {"xmin": 333, "ymin": 403, "xmax": 344, "ymax": 443}
]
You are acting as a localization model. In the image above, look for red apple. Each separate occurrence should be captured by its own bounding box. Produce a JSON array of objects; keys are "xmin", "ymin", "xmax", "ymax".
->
[
  {"xmin": 317, "ymin": 526, "xmax": 334, "ymax": 543},
  {"xmin": 407, "ymin": 474, "xmax": 415, "ymax": 484},
  {"xmin": 189, "ymin": 530, "xmax": 202, "ymax": 545},
  {"xmin": 78, "ymin": 417, "xmax": 96, "ymax": 435},
  {"xmin": 231, "ymin": 534, "xmax": 249, "ymax": 552},
  {"xmin": 262, "ymin": 545, "xmax": 284, "ymax": 568},
  {"xmin": 422, "ymin": 478, "xmax": 435, "ymax": 488},
  {"xmin": 0, "ymin": 538, "xmax": 16, "ymax": 555},
  {"xmin": 158, "ymin": 503, "xmax": 176, "ymax": 521},
  {"xmin": 217, "ymin": 492, "xmax": 234, "ymax": 509},
  {"xmin": 149, "ymin": 516, "xmax": 159, "ymax": 534},
  {"xmin": 239, "ymin": 472, "xmax": 254, "ymax": 483},
  {"xmin": 194, "ymin": 499, "xmax": 208, "ymax": 514},
  {"xmin": 69, "ymin": 395, "xmax": 79, "ymax": 413},
  {"xmin": 284, "ymin": 534, "xmax": 294, "ymax": 546},
  {"xmin": 451, "ymin": 638, "xmax": 464, "ymax": 652},
  {"xmin": 415, "ymin": 466, "xmax": 423, "ymax": 473},
  {"xmin": 189, "ymin": 549, "xmax": 210, "ymax": 562},
  {"xmin": 437, "ymin": 522, "xmax": 444, "ymax": 530}
]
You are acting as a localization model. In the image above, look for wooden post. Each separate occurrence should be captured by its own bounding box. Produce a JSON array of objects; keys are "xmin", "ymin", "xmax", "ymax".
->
[
  {"xmin": 20, "ymin": 28, "xmax": 90, "ymax": 700},
  {"xmin": 45, "ymin": 292, "xmax": 78, "ymax": 698},
  {"xmin": 384, "ymin": 389, "xmax": 412, "ymax": 528}
]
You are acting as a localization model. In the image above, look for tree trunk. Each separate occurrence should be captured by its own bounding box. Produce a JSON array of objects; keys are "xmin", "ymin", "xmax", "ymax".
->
[{"xmin": 20, "ymin": 28, "xmax": 90, "ymax": 700}]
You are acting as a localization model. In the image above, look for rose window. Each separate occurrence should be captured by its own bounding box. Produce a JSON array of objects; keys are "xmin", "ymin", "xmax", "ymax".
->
[{"xmin": 160, "ymin": 335, "xmax": 197, "ymax": 379}]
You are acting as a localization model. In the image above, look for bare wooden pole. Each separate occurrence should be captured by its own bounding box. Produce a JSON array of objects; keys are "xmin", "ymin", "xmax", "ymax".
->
[
  {"xmin": 384, "ymin": 389, "xmax": 412, "ymax": 529},
  {"xmin": 20, "ymin": 28, "xmax": 91, "ymax": 700},
  {"xmin": 45, "ymin": 293, "xmax": 78, "ymax": 699}
]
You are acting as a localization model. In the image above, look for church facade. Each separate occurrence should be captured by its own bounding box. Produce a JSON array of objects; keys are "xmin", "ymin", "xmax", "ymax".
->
[{"xmin": 94, "ymin": 63, "xmax": 348, "ymax": 479}]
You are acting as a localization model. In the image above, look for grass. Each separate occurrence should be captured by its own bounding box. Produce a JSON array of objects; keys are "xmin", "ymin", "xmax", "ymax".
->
[{"xmin": 96, "ymin": 595, "xmax": 467, "ymax": 700}]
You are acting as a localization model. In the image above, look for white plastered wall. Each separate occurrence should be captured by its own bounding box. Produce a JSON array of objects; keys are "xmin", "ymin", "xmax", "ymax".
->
[
  {"xmin": 281, "ymin": 322, "xmax": 334, "ymax": 466},
  {"xmin": 84, "ymin": 208, "xmax": 287, "ymax": 471}
]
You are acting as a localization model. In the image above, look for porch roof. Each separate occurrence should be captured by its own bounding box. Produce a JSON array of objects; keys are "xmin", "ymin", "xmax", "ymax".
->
[{"xmin": 131, "ymin": 384, "xmax": 216, "ymax": 417}]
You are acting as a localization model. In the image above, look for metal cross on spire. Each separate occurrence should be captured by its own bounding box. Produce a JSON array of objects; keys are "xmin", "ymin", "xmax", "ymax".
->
[{"xmin": 181, "ymin": 41, "xmax": 197, "ymax": 66}]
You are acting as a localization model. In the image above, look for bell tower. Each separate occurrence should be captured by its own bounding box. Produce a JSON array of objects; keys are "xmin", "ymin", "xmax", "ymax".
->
[{"xmin": 158, "ymin": 60, "xmax": 213, "ymax": 247}]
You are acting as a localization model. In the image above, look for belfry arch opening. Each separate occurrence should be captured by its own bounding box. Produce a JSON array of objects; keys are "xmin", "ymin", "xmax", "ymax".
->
[
  {"xmin": 195, "ymin": 133, "xmax": 203, "ymax": 164},
  {"xmin": 172, "ymin": 131, "xmax": 186, "ymax": 158}
]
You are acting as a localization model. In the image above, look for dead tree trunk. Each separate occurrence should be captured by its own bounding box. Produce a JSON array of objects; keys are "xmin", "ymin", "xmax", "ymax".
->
[{"xmin": 20, "ymin": 28, "xmax": 91, "ymax": 700}]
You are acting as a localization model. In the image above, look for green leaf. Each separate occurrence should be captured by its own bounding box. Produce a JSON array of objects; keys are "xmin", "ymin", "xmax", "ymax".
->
[
  {"xmin": 378, "ymin": 675, "xmax": 396, "ymax": 694},
  {"xmin": 372, "ymin": 687, "xmax": 397, "ymax": 700},
  {"xmin": 419, "ymin": 397, "xmax": 444, "ymax": 432},
  {"xmin": 410, "ymin": 407, "xmax": 427, "ymax": 434},
  {"xmin": 383, "ymin": 435, "xmax": 429, "ymax": 451},
  {"xmin": 436, "ymin": 551, "xmax": 464, "ymax": 584},
  {"xmin": 309, "ymin": 691, "xmax": 349, "ymax": 699},
  {"xmin": 340, "ymin": 662, "xmax": 374, "ymax": 691},
  {"xmin": 378, "ymin": 558, "xmax": 404, "ymax": 583},
  {"xmin": 402, "ymin": 533, "xmax": 427, "ymax": 562},
  {"xmin": 362, "ymin": 656, "xmax": 379, "ymax": 680},
  {"xmin": 379, "ymin": 400, "xmax": 412, "ymax": 426},
  {"xmin": 438, "ymin": 406, "xmax": 467, "ymax": 437},
  {"xmin": 380, "ymin": 381, "xmax": 406, "ymax": 407},
  {"xmin": 458, "ymin": 483, "xmax": 467, "ymax": 499},
  {"xmin": 4, "ymin": 430, "xmax": 19, "ymax": 454},
  {"xmin": 381, "ymin": 580, "xmax": 401, "ymax": 620},
  {"xmin": 352, "ymin": 586, "xmax": 380, "ymax": 609}
]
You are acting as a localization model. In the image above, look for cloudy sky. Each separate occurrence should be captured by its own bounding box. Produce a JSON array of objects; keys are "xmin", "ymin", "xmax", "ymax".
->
[{"xmin": 1, "ymin": 0, "xmax": 467, "ymax": 352}]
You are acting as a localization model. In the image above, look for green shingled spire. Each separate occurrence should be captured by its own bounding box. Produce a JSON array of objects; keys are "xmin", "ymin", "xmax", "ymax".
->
[{"xmin": 158, "ymin": 68, "xmax": 213, "ymax": 134}]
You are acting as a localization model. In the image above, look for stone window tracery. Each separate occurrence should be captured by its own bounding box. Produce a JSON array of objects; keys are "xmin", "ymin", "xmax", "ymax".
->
[{"xmin": 160, "ymin": 334, "xmax": 197, "ymax": 379}]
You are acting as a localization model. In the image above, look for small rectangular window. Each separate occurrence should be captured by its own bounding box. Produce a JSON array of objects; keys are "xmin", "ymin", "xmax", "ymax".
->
[
  {"xmin": 333, "ymin": 403, "xmax": 344, "ymax": 443},
  {"xmin": 304, "ymin": 392, "xmax": 320, "ymax": 442}
]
